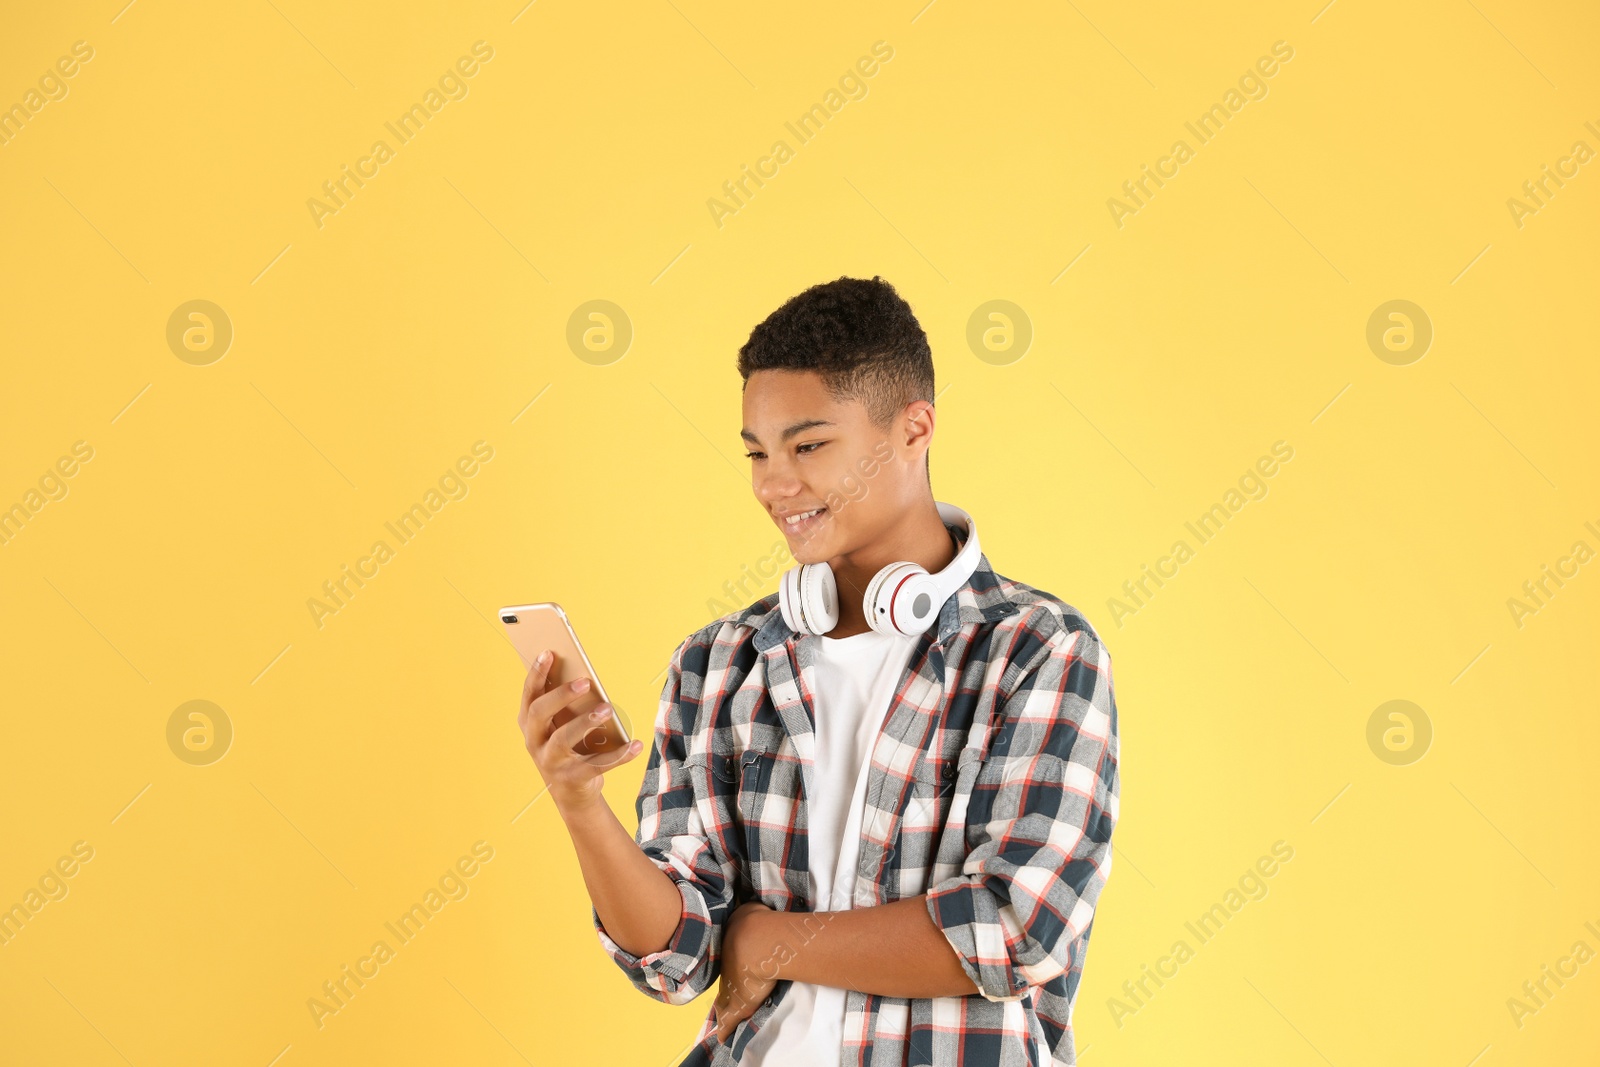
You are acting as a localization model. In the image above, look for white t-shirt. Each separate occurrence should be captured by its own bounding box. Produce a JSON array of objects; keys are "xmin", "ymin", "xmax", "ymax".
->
[{"xmin": 740, "ymin": 627, "xmax": 919, "ymax": 1067}]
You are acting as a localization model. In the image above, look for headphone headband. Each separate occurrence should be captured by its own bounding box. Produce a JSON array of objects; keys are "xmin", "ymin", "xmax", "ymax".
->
[{"xmin": 932, "ymin": 501, "xmax": 982, "ymax": 604}]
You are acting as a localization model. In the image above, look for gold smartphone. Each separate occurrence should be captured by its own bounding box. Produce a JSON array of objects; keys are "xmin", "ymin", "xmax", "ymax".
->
[{"xmin": 499, "ymin": 602, "xmax": 631, "ymax": 757}]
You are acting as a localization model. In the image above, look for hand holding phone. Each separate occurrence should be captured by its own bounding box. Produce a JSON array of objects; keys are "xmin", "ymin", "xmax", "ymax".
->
[{"xmin": 504, "ymin": 602, "xmax": 643, "ymax": 812}]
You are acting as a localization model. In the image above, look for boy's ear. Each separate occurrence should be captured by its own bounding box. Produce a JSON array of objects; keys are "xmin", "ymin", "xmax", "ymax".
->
[{"xmin": 902, "ymin": 400, "xmax": 936, "ymax": 450}]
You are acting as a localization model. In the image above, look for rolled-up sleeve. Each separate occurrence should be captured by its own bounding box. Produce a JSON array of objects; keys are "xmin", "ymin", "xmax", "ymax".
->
[
  {"xmin": 925, "ymin": 619, "xmax": 1120, "ymax": 1002},
  {"xmin": 592, "ymin": 638, "xmax": 736, "ymax": 1005}
]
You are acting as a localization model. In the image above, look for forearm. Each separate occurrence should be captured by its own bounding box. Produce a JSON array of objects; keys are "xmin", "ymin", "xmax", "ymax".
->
[
  {"xmin": 562, "ymin": 798, "xmax": 683, "ymax": 959},
  {"xmin": 763, "ymin": 895, "xmax": 981, "ymax": 999}
]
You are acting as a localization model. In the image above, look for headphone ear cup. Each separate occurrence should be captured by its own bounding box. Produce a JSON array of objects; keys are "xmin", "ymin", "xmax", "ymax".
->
[
  {"xmin": 894, "ymin": 572, "xmax": 944, "ymax": 635},
  {"xmin": 782, "ymin": 561, "xmax": 838, "ymax": 635},
  {"xmin": 779, "ymin": 565, "xmax": 803, "ymax": 632},
  {"xmin": 803, "ymin": 562, "xmax": 839, "ymax": 635},
  {"xmin": 864, "ymin": 561, "xmax": 928, "ymax": 636}
]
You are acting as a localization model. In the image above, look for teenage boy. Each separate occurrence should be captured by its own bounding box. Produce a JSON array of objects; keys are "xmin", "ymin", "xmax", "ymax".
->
[{"xmin": 519, "ymin": 276, "xmax": 1120, "ymax": 1066}]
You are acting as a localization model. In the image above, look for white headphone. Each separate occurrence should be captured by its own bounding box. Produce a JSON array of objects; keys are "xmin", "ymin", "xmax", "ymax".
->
[{"xmin": 778, "ymin": 501, "xmax": 982, "ymax": 638}]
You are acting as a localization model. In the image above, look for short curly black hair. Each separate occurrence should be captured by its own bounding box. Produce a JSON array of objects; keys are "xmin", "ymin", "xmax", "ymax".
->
[{"xmin": 737, "ymin": 275, "xmax": 935, "ymax": 433}]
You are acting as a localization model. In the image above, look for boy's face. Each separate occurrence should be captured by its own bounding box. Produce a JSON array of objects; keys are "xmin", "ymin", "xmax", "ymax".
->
[{"xmin": 740, "ymin": 368, "xmax": 925, "ymax": 564}]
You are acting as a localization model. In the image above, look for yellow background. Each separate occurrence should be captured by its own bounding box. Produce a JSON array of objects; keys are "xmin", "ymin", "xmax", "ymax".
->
[{"xmin": 2, "ymin": 1, "xmax": 1596, "ymax": 1064}]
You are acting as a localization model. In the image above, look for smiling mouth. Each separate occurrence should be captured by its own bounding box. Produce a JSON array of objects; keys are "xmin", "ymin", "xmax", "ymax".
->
[{"xmin": 779, "ymin": 506, "xmax": 828, "ymax": 531}]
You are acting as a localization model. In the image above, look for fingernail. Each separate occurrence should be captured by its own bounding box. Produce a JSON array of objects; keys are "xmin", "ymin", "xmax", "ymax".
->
[
  {"xmin": 539, "ymin": 649, "xmax": 551, "ymax": 664},
  {"xmin": 573, "ymin": 678, "xmax": 590, "ymax": 692},
  {"xmin": 590, "ymin": 706, "xmax": 609, "ymax": 719}
]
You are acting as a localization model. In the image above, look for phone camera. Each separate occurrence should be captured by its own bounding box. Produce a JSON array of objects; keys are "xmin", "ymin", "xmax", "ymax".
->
[{"xmin": 501, "ymin": 614, "xmax": 518, "ymax": 624}]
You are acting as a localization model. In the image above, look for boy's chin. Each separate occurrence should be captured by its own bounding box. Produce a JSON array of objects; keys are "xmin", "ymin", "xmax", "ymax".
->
[{"xmin": 785, "ymin": 532, "xmax": 835, "ymax": 565}]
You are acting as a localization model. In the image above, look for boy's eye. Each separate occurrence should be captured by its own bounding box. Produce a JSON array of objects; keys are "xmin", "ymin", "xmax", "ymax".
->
[{"xmin": 743, "ymin": 442, "xmax": 823, "ymax": 460}]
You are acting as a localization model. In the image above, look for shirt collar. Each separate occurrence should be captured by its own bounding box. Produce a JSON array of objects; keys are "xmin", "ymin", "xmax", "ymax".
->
[{"xmin": 743, "ymin": 517, "xmax": 1021, "ymax": 652}]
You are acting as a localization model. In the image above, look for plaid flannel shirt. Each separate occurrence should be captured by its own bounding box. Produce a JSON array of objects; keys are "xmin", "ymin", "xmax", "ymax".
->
[{"xmin": 592, "ymin": 520, "xmax": 1120, "ymax": 1066}]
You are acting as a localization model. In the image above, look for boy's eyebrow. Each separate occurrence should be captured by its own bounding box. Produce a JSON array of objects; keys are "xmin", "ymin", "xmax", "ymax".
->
[{"xmin": 740, "ymin": 418, "xmax": 834, "ymax": 445}]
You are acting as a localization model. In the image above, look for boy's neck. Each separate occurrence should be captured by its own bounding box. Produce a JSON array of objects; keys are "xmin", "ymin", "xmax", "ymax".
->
[{"xmin": 821, "ymin": 501, "xmax": 958, "ymax": 638}]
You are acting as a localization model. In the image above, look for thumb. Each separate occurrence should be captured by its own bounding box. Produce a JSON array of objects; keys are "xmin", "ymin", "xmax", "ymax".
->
[{"xmin": 590, "ymin": 738, "xmax": 645, "ymax": 772}]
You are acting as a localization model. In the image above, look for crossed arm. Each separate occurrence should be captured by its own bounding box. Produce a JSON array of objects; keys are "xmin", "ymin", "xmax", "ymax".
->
[
  {"xmin": 592, "ymin": 620, "xmax": 1119, "ymax": 1008},
  {"xmin": 735, "ymin": 894, "xmax": 983, "ymax": 998},
  {"xmin": 570, "ymin": 800, "xmax": 977, "ymax": 999}
]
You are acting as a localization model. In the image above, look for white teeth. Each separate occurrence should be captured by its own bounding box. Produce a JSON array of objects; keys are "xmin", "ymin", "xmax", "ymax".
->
[{"xmin": 785, "ymin": 508, "xmax": 823, "ymax": 525}]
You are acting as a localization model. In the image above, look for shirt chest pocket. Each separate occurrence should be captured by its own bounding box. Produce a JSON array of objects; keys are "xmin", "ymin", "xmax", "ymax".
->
[
  {"xmin": 904, "ymin": 755, "xmax": 957, "ymax": 831},
  {"xmin": 718, "ymin": 748, "xmax": 768, "ymax": 818},
  {"xmin": 712, "ymin": 746, "xmax": 781, "ymax": 890},
  {"xmin": 903, "ymin": 745, "xmax": 983, "ymax": 838}
]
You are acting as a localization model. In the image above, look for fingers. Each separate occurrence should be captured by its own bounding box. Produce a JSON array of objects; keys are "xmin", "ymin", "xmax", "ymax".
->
[
  {"xmin": 518, "ymin": 648, "xmax": 554, "ymax": 724},
  {"xmin": 716, "ymin": 998, "xmax": 751, "ymax": 1043},
  {"xmin": 547, "ymin": 702, "xmax": 631, "ymax": 760},
  {"xmin": 579, "ymin": 736, "xmax": 646, "ymax": 772},
  {"xmin": 712, "ymin": 974, "xmax": 763, "ymax": 1043},
  {"xmin": 714, "ymin": 995, "xmax": 737, "ymax": 1043},
  {"xmin": 527, "ymin": 676, "xmax": 596, "ymax": 748}
]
